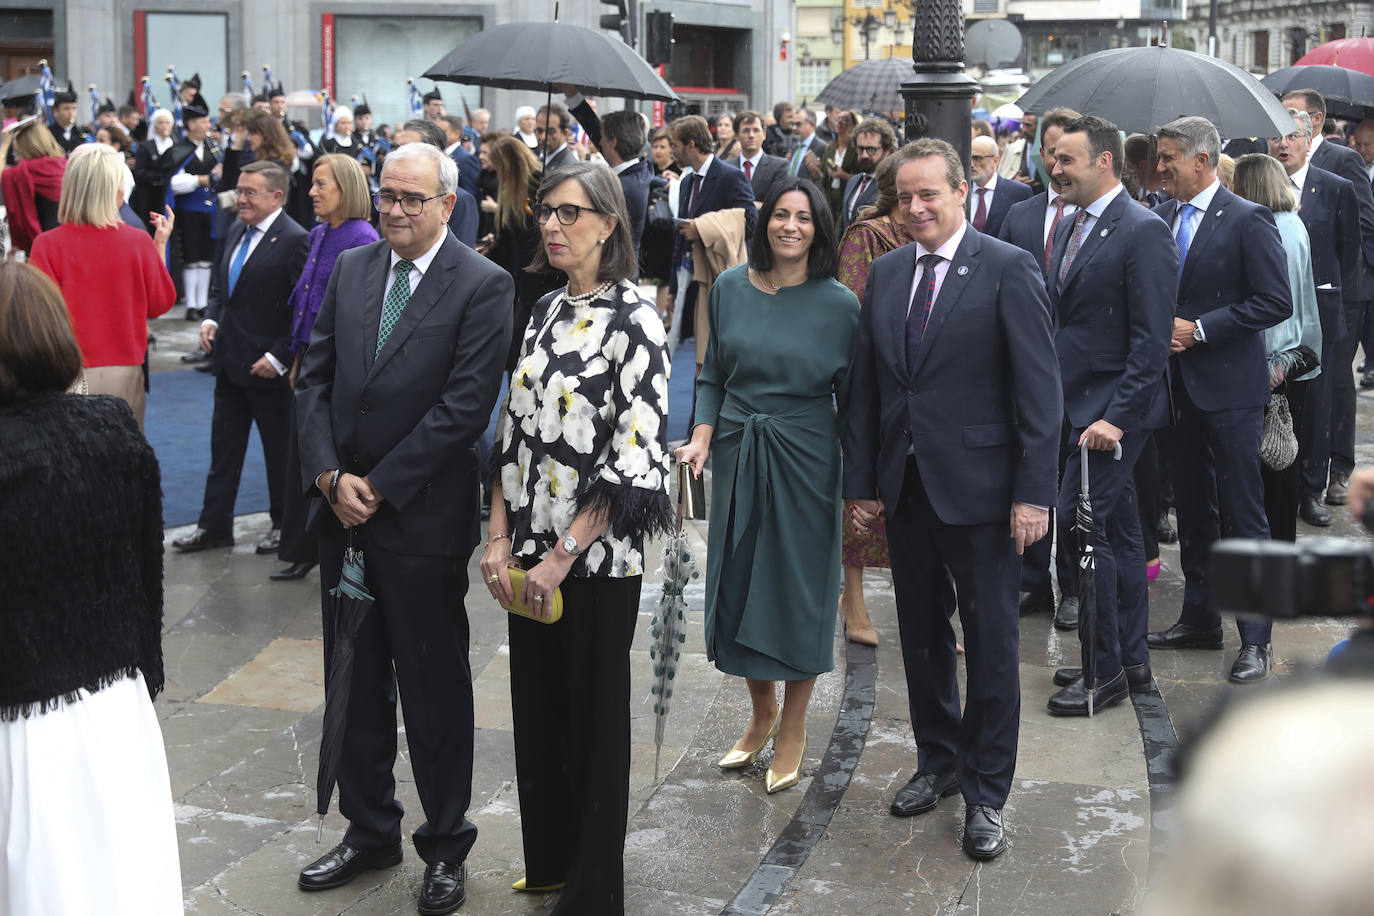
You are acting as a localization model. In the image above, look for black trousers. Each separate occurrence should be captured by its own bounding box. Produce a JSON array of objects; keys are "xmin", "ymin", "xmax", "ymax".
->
[
  {"xmin": 509, "ymin": 575, "xmax": 640, "ymax": 915},
  {"xmin": 197, "ymin": 373, "xmax": 290, "ymax": 532},
  {"xmin": 318, "ymin": 523, "xmax": 478, "ymax": 865},
  {"xmin": 1021, "ymin": 419, "xmax": 1075, "ymax": 600},
  {"xmin": 1262, "ymin": 380, "xmax": 1309, "ymax": 543},
  {"xmin": 276, "ymin": 391, "xmax": 314, "ymax": 564},
  {"xmin": 1134, "ymin": 432, "xmax": 1161, "ymax": 563},
  {"xmin": 885, "ymin": 458, "xmax": 1021, "ymax": 809},
  {"xmin": 1331, "ymin": 299, "xmax": 1368, "ymax": 478},
  {"xmin": 1297, "ymin": 334, "xmax": 1336, "ymax": 501}
]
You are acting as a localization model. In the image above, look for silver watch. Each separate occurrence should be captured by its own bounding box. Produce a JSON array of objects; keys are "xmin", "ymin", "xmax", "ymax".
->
[
  {"xmin": 1192, "ymin": 324, "xmax": 1204, "ymax": 343},
  {"xmin": 562, "ymin": 534, "xmax": 584, "ymax": 556}
]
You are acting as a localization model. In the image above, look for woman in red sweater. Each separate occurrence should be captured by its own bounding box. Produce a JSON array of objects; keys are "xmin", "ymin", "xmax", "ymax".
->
[{"xmin": 30, "ymin": 144, "xmax": 176, "ymax": 431}]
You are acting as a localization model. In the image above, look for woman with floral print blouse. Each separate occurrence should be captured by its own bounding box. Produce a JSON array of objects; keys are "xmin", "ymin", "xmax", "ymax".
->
[{"xmin": 481, "ymin": 161, "xmax": 672, "ymax": 915}]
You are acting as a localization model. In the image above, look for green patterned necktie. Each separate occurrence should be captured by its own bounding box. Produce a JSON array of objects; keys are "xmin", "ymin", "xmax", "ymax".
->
[{"xmin": 377, "ymin": 260, "xmax": 415, "ymax": 356}]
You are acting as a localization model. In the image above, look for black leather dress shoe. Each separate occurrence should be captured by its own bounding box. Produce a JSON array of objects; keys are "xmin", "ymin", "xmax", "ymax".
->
[
  {"xmin": 1047, "ymin": 669, "xmax": 1129, "ymax": 716},
  {"xmin": 1019, "ymin": 590, "xmax": 1054, "ymax": 616},
  {"xmin": 1147, "ymin": 622, "xmax": 1224, "ymax": 650},
  {"xmin": 890, "ymin": 771, "xmax": 959, "ymax": 817},
  {"xmin": 1326, "ymin": 473, "xmax": 1350, "ymax": 506},
  {"xmin": 1052, "ymin": 596, "xmax": 1079, "ymax": 631},
  {"xmin": 270, "ymin": 560, "xmax": 318, "ymax": 581},
  {"xmin": 298, "ymin": 841, "xmax": 402, "ymax": 890},
  {"xmin": 962, "ymin": 805, "xmax": 1007, "ymax": 860},
  {"xmin": 180, "ymin": 349, "xmax": 209, "ymax": 364},
  {"xmin": 1053, "ymin": 662, "xmax": 1152, "ymax": 692},
  {"xmin": 1229, "ymin": 643, "xmax": 1272, "ymax": 683},
  {"xmin": 1157, "ymin": 513, "xmax": 1178, "ymax": 544},
  {"xmin": 172, "ymin": 528, "xmax": 234, "ymax": 552},
  {"xmin": 418, "ymin": 860, "xmax": 466, "ymax": 914},
  {"xmin": 1300, "ymin": 497, "xmax": 1333, "ymax": 527}
]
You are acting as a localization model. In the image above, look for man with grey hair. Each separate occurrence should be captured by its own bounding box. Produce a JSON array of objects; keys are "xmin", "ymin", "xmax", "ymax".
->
[
  {"xmin": 1147, "ymin": 115, "xmax": 1293, "ymax": 683},
  {"xmin": 394, "ymin": 120, "xmax": 479, "ymax": 249},
  {"xmin": 294, "ymin": 140, "xmax": 513, "ymax": 912},
  {"xmin": 788, "ymin": 107, "xmax": 827, "ymax": 180},
  {"xmin": 1268, "ymin": 107, "xmax": 1362, "ymax": 528}
]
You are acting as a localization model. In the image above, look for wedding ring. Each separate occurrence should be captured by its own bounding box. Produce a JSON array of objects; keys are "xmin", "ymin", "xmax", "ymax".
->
[
  {"xmin": 486, "ymin": 574, "xmax": 499, "ymax": 583},
  {"xmin": 533, "ymin": 595, "xmax": 544, "ymax": 602}
]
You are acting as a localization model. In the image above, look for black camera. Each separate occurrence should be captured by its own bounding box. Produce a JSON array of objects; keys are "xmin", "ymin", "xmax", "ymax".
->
[{"xmin": 1209, "ymin": 538, "xmax": 1374, "ymax": 619}]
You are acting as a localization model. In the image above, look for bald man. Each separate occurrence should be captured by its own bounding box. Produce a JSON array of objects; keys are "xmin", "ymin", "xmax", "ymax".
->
[{"xmin": 968, "ymin": 134, "xmax": 1033, "ymax": 237}]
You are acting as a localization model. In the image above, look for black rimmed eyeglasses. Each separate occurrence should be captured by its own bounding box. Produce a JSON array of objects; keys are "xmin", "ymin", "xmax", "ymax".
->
[
  {"xmin": 534, "ymin": 203, "xmax": 600, "ymax": 226},
  {"xmin": 373, "ymin": 193, "xmax": 445, "ymax": 216}
]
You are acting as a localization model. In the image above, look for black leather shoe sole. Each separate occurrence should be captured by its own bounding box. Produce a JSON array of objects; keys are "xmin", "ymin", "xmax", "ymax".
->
[
  {"xmin": 270, "ymin": 561, "xmax": 317, "ymax": 581},
  {"xmin": 890, "ymin": 774, "xmax": 960, "ymax": 817},
  {"xmin": 298, "ymin": 846, "xmax": 402, "ymax": 891}
]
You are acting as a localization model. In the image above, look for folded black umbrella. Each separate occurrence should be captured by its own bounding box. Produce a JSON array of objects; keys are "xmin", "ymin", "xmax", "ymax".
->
[
  {"xmin": 315, "ymin": 533, "xmax": 375, "ymax": 840},
  {"xmin": 1016, "ymin": 45, "xmax": 1294, "ymax": 139},
  {"xmin": 1075, "ymin": 442, "xmax": 1121, "ymax": 717},
  {"xmin": 423, "ymin": 21, "xmax": 676, "ymax": 102},
  {"xmin": 1260, "ymin": 65, "xmax": 1374, "ymax": 122}
]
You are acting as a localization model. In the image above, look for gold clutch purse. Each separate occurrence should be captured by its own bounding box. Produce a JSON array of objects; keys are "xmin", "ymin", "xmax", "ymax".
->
[{"xmin": 501, "ymin": 568, "xmax": 564, "ymax": 624}]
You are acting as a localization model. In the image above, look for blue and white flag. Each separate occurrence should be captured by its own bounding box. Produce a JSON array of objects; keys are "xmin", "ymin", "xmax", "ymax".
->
[
  {"xmin": 38, "ymin": 60, "xmax": 54, "ymax": 125},
  {"xmin": 89, "ymin": 85, "xmax": 100, "ymax": 130},
  {"xmin": 407, "ymin": 79, "xmax": 422, "ymax": 119},
  {"xmin": 242, "ymin": 70, "xmax": 254, "ymax": 103},
  {"xmin": 140, "ymin": 76, "xmax": 156, "ymax": 120},
  {"xmin": 321, "ymin": 90, "xmax": 334, "ymax": 136},
  {"xmin": 165, "ymin": 67, "xmax": 185, "ymax": 139}
]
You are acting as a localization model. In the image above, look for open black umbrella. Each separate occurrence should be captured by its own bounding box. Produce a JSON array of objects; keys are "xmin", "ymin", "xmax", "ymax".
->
[
  {"xmin": 1016, "ymin": 45, "xmax": 1294, "ymax": 139},
  {"xmin": 0, "ymin": 74, "xmax": 48, "ymax": 106},
  {"xmin": 423, "ymin": 21, "xmax": 675, "ymax": 102},
  {"xmin": 1075, "ymin": 442, "xmax": 1121, "ymax": 718},
  {"xmin": 315, "ymin": 532, "xmax": 375, "ymax": 840},
  {"xmin": 815, "ymin": 57, "xmax": 915, "ymax": 113},
  {"xmin": 1260, "ymin": 64, "xmax": 1374, "ymax": 122}
]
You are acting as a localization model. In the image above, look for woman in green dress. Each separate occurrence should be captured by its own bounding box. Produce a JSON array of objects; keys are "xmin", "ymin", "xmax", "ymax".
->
[{"xmin": 676, "ymin": 178, "xmax": 859, "ymax": 794}]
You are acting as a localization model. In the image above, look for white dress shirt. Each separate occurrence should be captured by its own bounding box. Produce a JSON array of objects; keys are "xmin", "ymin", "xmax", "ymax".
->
[
  {"xmin": 611, "ymin": 157, "xmax": 641, "ymax": 176},
  {"xmin": 739, "ymin": 150, "xmax": 764, "ymax": 175},
  {"xmin": 1289, "ymin": 161, "xmax": 1311, "ymax": 195},
  {"xmin": 1070, "ymin": 181, "xmax": 1126, "ymax": 240},
  {"xmin": 907, "ymin": 221, "xmax": 968, "ymax": 317},
  {"xmin": 381, "ymin": 230, "xmax": 447, "ymax": 335}
]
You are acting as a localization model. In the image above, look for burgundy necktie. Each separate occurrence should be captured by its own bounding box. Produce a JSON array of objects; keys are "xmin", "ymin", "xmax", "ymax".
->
[
  {"xmin": 1044, "ymin": 198, "xmax": 1066, "ymax": 272},
  {"xmin": 906, "ymin": 254, "xmax": 942, "ymax": 369},
  {"xmin": 744, "ymin": 160, "xmax": 753, "ymax": 181},
  {"xmin": 973, "ymin": 187, "xmax": 988, "ymax": 233},
  {"xmin": 1057, "ymin": 210, "xmax": 1090, "ymax": 287}
]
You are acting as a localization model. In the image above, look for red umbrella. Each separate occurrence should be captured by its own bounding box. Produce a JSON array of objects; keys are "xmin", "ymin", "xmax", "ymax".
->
[{"xmin": 1296, "ymin": 38, "xmax": 1374, "ymax": 77}]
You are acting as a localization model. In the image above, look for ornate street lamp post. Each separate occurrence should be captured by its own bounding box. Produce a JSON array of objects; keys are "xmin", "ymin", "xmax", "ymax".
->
[{"xmin": 902, "ymin": 0, "xmax": 977, "ymax": 178}]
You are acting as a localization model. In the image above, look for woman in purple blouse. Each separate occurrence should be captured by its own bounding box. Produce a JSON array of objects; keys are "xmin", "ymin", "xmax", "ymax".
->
[{"xmin": 271, "ymin": 154, "xmax": 379, "ymax": 581}]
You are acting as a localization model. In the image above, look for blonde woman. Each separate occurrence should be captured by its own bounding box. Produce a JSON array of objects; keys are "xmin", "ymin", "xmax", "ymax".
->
[{"xmin": 29, "ymin": 144, "xmax": 175, "ymax": 429}]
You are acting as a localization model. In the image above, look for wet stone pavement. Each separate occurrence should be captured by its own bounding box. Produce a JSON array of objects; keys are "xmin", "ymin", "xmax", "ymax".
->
[{"xmin": 148, "ymin": 315, "xmax": 1373, "ymax": 916}]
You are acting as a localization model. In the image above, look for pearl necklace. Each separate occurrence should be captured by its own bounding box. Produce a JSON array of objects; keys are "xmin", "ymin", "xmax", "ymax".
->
[{"xmin": 564, "ymin": 280, "xmax": 615, "ymax": 304}]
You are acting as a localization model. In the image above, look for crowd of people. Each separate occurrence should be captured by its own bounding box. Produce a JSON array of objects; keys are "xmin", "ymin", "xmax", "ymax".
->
[{"xmin": 3, "ymin": 75, "xmax": 1374, "ymax": 915}]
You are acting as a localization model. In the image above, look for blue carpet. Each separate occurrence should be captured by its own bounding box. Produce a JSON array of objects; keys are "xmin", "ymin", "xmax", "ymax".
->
[
  {"xmin": 148, "ymin": 342, "xmax": 697, "ymax": 528},
  {"xmin": 146, "ymin": 369, "xmax": 268, "ymax": 529}
]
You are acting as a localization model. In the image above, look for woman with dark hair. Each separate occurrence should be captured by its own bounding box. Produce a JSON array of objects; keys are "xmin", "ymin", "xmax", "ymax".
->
[
  {"xmin": 218, "ymin": 109, "xmax": 297, "ymax": 191},
  {"xmin": 0, "ymin": 119, "xmax": 66, "ymax": 254},
  {"xmin": 0, "ymin": 261, "xmax": 181, "ymax": 913},
  {"xmin": 481, "ymin": 161, "xmax": 671, "ymax": 914},
  {"xmin": 677, "ymin": 177, "xmax": 858, "ymax": 794}
]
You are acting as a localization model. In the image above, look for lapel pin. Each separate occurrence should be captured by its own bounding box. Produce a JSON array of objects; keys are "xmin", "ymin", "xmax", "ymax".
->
[
  {"xmin": 957, "ymin": 265, "xmax": 969, "ymax": 276},
  {"xmin": 1216, "ymin": 210, "xmax": 1223, "ymax": 217},
  {"xmin": 1100, "ymin": 228, "xmax": 1109, "ymax": 237}
]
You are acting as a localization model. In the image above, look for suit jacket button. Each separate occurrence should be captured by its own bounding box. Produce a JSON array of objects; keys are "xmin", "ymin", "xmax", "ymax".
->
[
  {"xmin": 907, "ymin": 387, "xmax": 917, "ymax": 396},
  {"xmin": 360, "ymin": 403, "xmax": 368, "ymax": 414}
]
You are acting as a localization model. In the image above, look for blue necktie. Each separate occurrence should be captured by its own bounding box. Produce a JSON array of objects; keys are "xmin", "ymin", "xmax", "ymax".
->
[
  {"xmin": 227, "ymin": 226, "xmax": 257, "ymax": 297},
  {"xmin": 1174, "ymin": 203, "xmax": 1198, "ymax": 281}
]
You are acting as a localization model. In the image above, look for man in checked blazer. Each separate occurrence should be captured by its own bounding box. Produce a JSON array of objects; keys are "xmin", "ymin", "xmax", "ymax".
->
[
  {"xmin": 173, "ymin": 160, "xmax": 309, "ymax": 555},
  {"xmin": 294, "ymin": 142, "xmax": 513, "ymax": 913}
]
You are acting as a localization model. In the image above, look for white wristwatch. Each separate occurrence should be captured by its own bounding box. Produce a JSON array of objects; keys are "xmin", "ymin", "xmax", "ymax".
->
[{"xmin": 561, "ymin": 534, "xmax": 584, "ymax": 556}]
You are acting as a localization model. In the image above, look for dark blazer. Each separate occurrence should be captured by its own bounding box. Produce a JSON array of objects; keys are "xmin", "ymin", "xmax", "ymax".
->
[
  {"xmin": 1048, "ymin": 188, "xmax": 1176, "ymax": 431},
  {"xmin": 450, "ymin": 146, "xmax": 481, "ymax": 199},
  {"xmin": 841, "ymin": 226, "xmax": 1063, "ymax": 524},
  {"xmin": 997, "ymin": 190, "xmax": 1054, "ymax": 279},
  {"xmin": 542, "ymin": 145, "xmax": 577, "ymax": 171},
  {"xmin": 790, "ymin": 136, "xmax": 827, "ymax": 182},
  {"xmin": 1310, "ymin": 137, "xmax": 1374, "ymax": 300},
  {"xmin": 970, "ymin": 176, "xmax": 1032, "ymax": 239},
  {"xmin": 295, "ymin": 231, "xmax": 513, "ymax": 557},
  {"xmin": 840, "ymin": 172, "xmax": 880, "ymax": 230},
  {"xmin": 726, "ymin": 153, "xmax": 788, "ymax": 202},
  {"xmin": 563, "ymin": 99, "xmax": 653, "ymax": 250},
  {"xmin": 1296, "ymin": 163, "xmax": 1362, "ymax": 340},
  {"xmin": 448, "ymin": 186, "xmax": 479, "ymax": 249},
  {"xmin": 671, "ymin": 157, "xmax": 757, "ymax": 277},
  {"xmin": 1154, "ymin": 185, "xmax": 1293, "ymax": 411},
  {"xmin": 205, "ymin": 211, "xmax": 310, "ymax": 387}
]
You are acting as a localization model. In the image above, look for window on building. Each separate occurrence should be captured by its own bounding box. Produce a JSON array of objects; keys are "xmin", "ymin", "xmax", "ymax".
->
[
  {"xmin": 973, "ymin": 0, "xmax": 1001, "ymax": 13},
  {"xmin": 1328, "ymin": 23, "xmax": 1347, "ymax": 41},
  {"xmin": 335, "ymin": 16, "xmax": 480, "ymax": 127},
  {"xmin": 145, "ymin": 13, "xmax": 229, "ymax": 110},
  {"xmin": 799, "ymin": 60, "xmax": 832, "ymax": 99},
  {"xmin": 1252, "ymin": 30, "xmax": 1269, "ymax": 71},
  {"xmin": 797, "ymin": 8, "xmax": 832, "ymax": 38}
]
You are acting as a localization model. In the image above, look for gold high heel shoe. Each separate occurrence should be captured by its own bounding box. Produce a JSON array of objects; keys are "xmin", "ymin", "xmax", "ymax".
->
[
  {"xmin": 512, "ymin": 877, "xmax": 565, "ymax": 892},
  {"xmin": 718, "ymin": 709, "xmax": 782, "ymax": 769},
  {"xmin": 765, "ymin": 734, "xmax": 806, "ymax": 794}
]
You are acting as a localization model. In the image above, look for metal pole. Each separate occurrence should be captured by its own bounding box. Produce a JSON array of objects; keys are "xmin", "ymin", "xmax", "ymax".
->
[
  {"xmin": 901, "ymin": 0, "xmax": 977, "ymax": 178},
  {"xmin": 1208, "ymin": 0, "xmax": 1218, "ymax": 58}
]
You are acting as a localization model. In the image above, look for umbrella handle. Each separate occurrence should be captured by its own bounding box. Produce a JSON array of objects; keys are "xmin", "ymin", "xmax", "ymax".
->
[{"xmin": 1079, "ymin": 441, "xmax": 1123, "ymax": 499}]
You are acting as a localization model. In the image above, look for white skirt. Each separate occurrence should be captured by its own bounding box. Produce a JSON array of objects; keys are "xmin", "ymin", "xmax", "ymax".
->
[{"xmin": 0, "ymin": 671, "xmax": 183, "ymax": 915}]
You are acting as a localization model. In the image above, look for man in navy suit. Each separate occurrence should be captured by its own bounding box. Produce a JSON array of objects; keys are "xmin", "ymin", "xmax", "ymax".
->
[
  {"xmin": 843, "ymin": 139, "xmax": 1062, "ymax": 860},
  {"xmin": 998, "ymin": 107, "xmax": 1082, "ymax": 627},
  {"xmin": 725, "ymin": 110, "xmax": 789, "ymax": 203},
  {"xmin": 839, "ymin": 119, "xmax": 897, "ymax": 230},
  {"xmin": 1283, "ymin": 90, "xmax": 1374, "ymax": 508},
  {"xmin": 1147, "ymin": 116, "xmax": 1293, "ymax": 683},
  {"xmin": 1269, "ymin": 108, "xmax": 1362, "ymax": 528},
  {"xmin": 668, "ymin": 114, "xmax": 757, "ymax": 282},
  {"xmin": 968, "ymin": 134, "xmax": 1032, "ymax": 238},
  {"xmin": 437, "ymin": 115, "xmax": 481, "ymax": 199},
  {"xmin": 560, "ymin": 88, "xmax": 653, "ymax": 252},
  {"xmin": 1043, "ymin": 116, "xmax": 1177, "ymax": 714}
]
